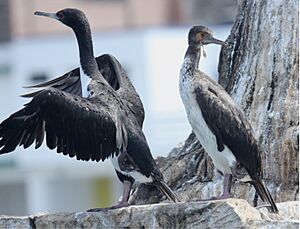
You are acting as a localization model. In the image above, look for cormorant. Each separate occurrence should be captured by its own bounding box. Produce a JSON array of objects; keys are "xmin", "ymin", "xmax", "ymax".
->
[
  {"xmin": 0, "ymin": 8, "xmax": 179, "ymax": 210},
  {"xmin": 179, "ymin": 25, "xmax": 278, "ymax": 213}
]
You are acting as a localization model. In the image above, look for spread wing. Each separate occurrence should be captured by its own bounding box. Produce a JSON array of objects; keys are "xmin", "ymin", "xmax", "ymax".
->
[
  {"xmin": 0, "ymin": 88, "xmax": 124, "ymax": 162},
  {"xmin": 194, "ymin": 75, "xmax": 261, "ymax": 177},
  {"xmin": 96, "ymin": 54, "xmax": 145, "ymax": 127},
  {"xmin": 22, "ymin": 54, "xmax": 145, "ymax": 127},
  {"xmin": 22, "ymin": 69, "xmax": 82, "ymax": 97}
]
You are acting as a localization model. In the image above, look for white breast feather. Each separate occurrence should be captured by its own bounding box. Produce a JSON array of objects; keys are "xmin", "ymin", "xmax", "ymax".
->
[{"xmin": 179, "ymin": 57, "xmax": 237, "ymax": 175}]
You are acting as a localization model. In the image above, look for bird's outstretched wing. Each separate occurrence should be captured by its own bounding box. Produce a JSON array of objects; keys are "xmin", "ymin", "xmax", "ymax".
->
[
  {"xmin": 22, "ymin": 54, "xmax": 145, "ymax": 127},
  {"xmin": 22, "ymin": 69, "xmax": 82, "ymax": 97},
  {"xmin": 21, "ymin": 54, "xmax": 121, "ymax": 98},
  {"xmin": 97, "ymin": 54, "xmax": 145, "ymax": 127},
  {"xmin": 0, "ymin": 88, "xmax": 124, "ymax": 162},
  {"xmin": 194, "ymin": 75, "xmax": 261, "ymax": 178}
]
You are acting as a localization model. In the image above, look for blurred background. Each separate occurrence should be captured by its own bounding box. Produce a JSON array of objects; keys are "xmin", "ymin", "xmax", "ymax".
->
[{"xmin": 0, "ymin": 0, "xmax": 236, "ymax": 215}]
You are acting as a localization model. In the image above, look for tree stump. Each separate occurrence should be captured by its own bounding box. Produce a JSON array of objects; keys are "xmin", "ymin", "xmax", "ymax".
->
[{"xmin": 130, "ymin": 0, "xmax": 299, "ymax": 205}]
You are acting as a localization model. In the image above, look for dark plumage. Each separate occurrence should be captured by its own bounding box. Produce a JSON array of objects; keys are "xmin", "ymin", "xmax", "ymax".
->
[
  {"xmin": 0, "ymin": 8, "xmax": 179, "ymax": 210},
  {"xmin": 179, "ymin": 25, "xmax": 278, "ymax": 213}
]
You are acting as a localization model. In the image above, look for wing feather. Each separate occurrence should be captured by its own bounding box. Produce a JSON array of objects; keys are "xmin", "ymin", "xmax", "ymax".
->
[
  {"xmin": 35, "ymin": 121, "xmax": 45, "ymax": 149},
  {"xmin": 21, "ymin": 69, "xmax": 82, "ymax": 98},
  {"xmin": 0, "ymin": 88, "xmax": 118, "ymax": 162},
  {"xmin": 96, "ymin": 54, "xmax": 145, "ymax": 127},
  {"xmin": 194, "ymin": 79, "xmax": 261, "ymax": 177},
  {"xmin": 21, "ymin": 54, "xmax": 145, "ymax": 128}
]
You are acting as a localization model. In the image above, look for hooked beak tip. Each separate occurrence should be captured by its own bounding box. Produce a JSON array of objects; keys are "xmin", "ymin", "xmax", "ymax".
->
[{"xmin": 34, "ymin": 11, "xmax": 43, "ymax": 16}]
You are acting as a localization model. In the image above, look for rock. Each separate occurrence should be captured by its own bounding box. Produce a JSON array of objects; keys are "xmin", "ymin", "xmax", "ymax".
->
[
  {"xmin": 0, "ymin": 199, "xmax": 298, "ymax": 229},
  {"xmin": 0, "ymin": 216, "xmax": 34, "ymax": 228}
]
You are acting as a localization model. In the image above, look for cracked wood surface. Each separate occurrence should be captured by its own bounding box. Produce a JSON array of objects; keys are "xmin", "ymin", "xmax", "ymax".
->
[{"xmin": 218, "ymin": 0, "xmax": 299, "ymax": 187}]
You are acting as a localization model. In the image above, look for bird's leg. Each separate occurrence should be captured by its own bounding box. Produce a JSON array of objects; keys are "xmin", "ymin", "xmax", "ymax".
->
[
  {"xmin": 215, "ymin": 164, "xmax": 237, "ymax": 199},
  {"xmin": 220, "ymin": 174, "xmax": 233, "ymax": 198},
  {"xmin": 208, "ymin": 174, "xmax": 233, "ymax": 200},
  {"xmin": 87, "ymin": 180, "xmax": 133, "ymax": 212},
  {"xmin": 199, "ymin": 174, "xmax": 233, "ymax": 201},
  {"xmin": 113, "ymin": 180, "xmax": 132, "ymax": 208}
]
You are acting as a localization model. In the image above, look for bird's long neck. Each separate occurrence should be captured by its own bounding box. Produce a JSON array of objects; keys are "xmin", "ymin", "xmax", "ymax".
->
[
  {"xmin": 73, "ymin": 23, "xmax": 98, "ymax": 78},
  {"xmin": 183, "ymin": 45, "xmax": 201, "ymax": 72}
]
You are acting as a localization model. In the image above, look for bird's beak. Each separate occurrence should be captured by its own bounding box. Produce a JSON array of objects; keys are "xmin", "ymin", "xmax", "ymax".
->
[
  {"xmin": 34, "ymin": 11, "xmax": 59, "ymax": 20},
  {"xmin": 203, "ymin": 36, "xmax": 227, "ymax": 46}
]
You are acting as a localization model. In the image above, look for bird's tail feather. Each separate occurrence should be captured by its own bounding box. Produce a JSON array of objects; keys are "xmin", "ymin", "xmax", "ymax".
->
[
  {"xmin": 252, "ymin": 178, "xmax": 278, "ymax": 213},
  {"xmin": 157, "ymin": 180, "xmax": 181, "ymax": 203}
]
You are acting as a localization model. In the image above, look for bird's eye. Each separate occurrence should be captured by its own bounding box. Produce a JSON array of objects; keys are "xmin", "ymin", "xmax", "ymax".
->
[
  {"xmin": 196, "ymin": 32, "xmax": 204, "ymax": 42},
  {"xmin": 57, "ymin": 11, "xmax": 64, "ymax": 19}
]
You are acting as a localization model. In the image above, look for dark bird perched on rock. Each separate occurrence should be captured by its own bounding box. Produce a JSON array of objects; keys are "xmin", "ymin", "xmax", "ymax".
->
[
  {"xmin": 179, "ymin": 25, "xmax": 278, "ymax": 213},
  {"xmin": 0, "ymin": 8, "xmax": 179, "ymax": 210}
]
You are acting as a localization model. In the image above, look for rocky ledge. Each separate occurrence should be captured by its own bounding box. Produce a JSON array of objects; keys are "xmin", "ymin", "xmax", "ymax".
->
[{"xmin": 0, "ymin": 199, "xmax": 298, "ymax": 229}]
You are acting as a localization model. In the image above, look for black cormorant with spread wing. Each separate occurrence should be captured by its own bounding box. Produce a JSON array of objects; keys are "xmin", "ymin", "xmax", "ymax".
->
[
  {"xmin": 0, "ymin": 8, "xmax": 179, "ymax": 210},
  {"xmin": 179, "ymin": 26, "xmax": 278, "ymax": 213}
]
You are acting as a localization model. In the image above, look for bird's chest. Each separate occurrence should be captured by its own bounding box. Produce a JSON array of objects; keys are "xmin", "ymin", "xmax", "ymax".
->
[
  {"xmin": 179, "ymin": 75, "xmax": 194, "ymax": 107},
  {"xmin": 179, "ymin": 61, "xmax": 198, "ymax": 106},
  {"xmin": 179, "ymin": 74, "xmax": 237, "ymax": 175},
  {"xmin": 180, "ymin": 77, "xmax": 204, "ymax": 128},
  {"xmin": 180, "ymin": 80, "xmax": 216, "ymax": 150}
]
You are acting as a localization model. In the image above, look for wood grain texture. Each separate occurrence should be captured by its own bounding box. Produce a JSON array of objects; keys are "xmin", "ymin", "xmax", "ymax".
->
[{"xmin": 218, "ymin": 0, "xmax": 299, "ymax": 191}]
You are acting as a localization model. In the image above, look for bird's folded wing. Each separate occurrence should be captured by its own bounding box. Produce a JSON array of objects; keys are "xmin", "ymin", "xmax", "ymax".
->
[
  {"xmin": 194, "ymin": 84, "xmax": 261, "ymax": 176},
  {"xmin": 0, "ymin": 88, "xmax": 118, "ymax": 162}
]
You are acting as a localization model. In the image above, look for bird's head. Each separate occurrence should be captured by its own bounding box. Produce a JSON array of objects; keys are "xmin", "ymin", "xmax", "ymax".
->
[
  {"xmin": 34, "ymin": 8, "xmax": 88, "ymax": 30},
  {"xmin": 188, "ymin": 25, "xmax": 227, "ymax": 48}
]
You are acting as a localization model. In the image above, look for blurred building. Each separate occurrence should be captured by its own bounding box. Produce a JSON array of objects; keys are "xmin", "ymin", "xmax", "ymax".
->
[
  {"xmin": 0, "ymin": 0, "xmax": 236, "ymax": 215},
  {"xmin": 0, "ymin": 0, "xmax": 236, "ymax": 40}
]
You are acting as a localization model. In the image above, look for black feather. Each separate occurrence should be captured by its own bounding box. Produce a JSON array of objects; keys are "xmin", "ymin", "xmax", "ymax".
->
[
  {"xmin": 252, "ymin": 178, "xmax": 278, "ymax": 213},
  {"xmin": 35, "ymin": 121, "xmax": 45, "ymax": 149}
]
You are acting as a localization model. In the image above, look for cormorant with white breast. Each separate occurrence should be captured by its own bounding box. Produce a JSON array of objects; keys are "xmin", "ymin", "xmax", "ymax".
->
[
  {"xmin": 179, "ymin": 26, "xmax": 278, "ymax": 213},
  {"xmin": 0, "ymin": 8, "xmax": 179, "ymax": 210}
]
